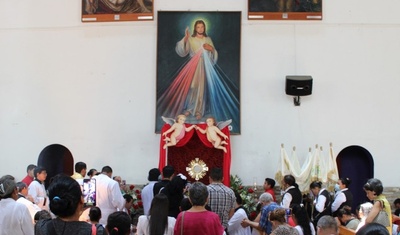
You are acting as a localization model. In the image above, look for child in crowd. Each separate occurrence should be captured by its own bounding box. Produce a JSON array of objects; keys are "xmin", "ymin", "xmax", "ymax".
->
[
  {"xmin": 89, "ymin": 207, "xmax": 106, "ymax": 235},
  {"xmin": 34, "ymin": 210, "xmax": 52, "ymax": 224},
  {"xmin": 393, "ymin": 198, "xmax": 400, "ymax": 216},
  {"xmin": 196, "ymin": 117, "xmax": 229, "ymax": 153},
  {"xmin": 123, "ymin": 194, "xmax": 134, "ymax": 216},
  {"xmin": 106, "ymin": 211, "xmax": 132, "ymax": 235},
  {"xmin": 263, "ymin": 178, "xmax": 276, "ymax": 202},
  {"xmin": 162, "ymin": 114, "xmax": 196, "ymax": 149}
]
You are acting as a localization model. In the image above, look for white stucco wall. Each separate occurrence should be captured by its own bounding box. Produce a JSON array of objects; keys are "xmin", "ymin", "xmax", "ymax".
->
[{"xmin": 1, "ymin": 0, "xmax": 400, "ymax": 186}]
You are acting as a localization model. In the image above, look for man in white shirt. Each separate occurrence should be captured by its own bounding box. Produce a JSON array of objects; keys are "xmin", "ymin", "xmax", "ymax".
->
[
  {"xmin": 141, "ymin": 168, "xmax": 161, "ymax": 215},
  {"xmin": 93, "ymin": 166, "xmax": 125, "ymax": 225}
]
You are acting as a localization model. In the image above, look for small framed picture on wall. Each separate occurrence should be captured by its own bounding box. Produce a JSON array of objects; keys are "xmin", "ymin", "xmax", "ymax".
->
[
  {"xmin": 248, "ymin": 0, "xmax": 322, "ymax": 20},
  {"xmin": 81, "ymin": 0, "xmax": 153, "ymax": 22}
]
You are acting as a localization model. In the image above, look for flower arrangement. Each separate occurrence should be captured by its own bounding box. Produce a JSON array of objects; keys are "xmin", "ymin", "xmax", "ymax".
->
[
  {"xmin": 230, "ymin": 175, "xmax": 259, "ymax": 220},
  {"xmin": 125, "ymin": 184, "xmax": 143, "ymax": 216}
]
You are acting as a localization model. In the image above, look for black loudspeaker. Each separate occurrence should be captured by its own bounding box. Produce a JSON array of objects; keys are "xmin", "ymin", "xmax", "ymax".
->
[{"xmin": 285, "ymin": 76, "xmax": 313, "ymax": 96}]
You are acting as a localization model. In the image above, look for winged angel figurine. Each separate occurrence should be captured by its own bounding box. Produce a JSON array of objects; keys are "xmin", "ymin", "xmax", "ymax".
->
[
  {"xmin": 161, "ymin": 116, "xmax": 231, "ymax": 153},
  {"xmin": 161, "ymin": 115, "xmax": 196, "ymax": 149}
]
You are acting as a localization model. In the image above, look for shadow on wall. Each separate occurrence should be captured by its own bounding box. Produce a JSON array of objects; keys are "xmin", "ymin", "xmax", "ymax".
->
[
  {"xmin": 37, "ymin": 144, "xmax": 74, "ymax": 188},
  {"xmin": 336, "ymin": 145, "xmax": 374, "ymax": 212}
]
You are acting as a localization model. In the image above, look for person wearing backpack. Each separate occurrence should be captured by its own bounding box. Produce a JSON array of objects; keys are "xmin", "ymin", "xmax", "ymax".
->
[{"xmin": 89, "ymin": 207, "xmax": 106, "ymax": 235}]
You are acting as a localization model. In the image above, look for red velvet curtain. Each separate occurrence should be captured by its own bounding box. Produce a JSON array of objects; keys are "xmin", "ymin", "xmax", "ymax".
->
[{"xmin": 158, "ymin": 123, "xmax": 231, "ymax": 186}]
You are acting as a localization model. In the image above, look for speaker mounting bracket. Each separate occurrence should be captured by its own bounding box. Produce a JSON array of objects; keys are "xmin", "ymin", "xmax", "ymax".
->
[{"xmin": 294, "ymin": 96, "xmax": 301, "ymax": 106}]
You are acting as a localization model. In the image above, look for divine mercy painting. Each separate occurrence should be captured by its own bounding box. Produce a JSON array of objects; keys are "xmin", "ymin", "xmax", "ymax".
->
[{"xmin": 156, "ymin": 11, "xmax": 241, "ymax": 134}]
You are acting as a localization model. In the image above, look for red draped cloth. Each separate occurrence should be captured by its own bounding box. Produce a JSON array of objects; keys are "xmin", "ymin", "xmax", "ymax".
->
[{"xmin": 158, "ymin": 123, "xmax": 231, "ymax": 186}]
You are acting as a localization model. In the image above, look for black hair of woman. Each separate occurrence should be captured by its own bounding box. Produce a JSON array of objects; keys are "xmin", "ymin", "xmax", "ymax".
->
[
  {"xmin": 284, "ymin": 174, "xmax": 299, "ymax": 188},
  {"xmin": 48, "ymin": 174, "xmax": 82, "ymax": 218},
  {"xmin": 149, "ymin": 194, "xmax": 170, "ymax": 235},
  {"xmin": 363, "ymin": 178, "xmax": 383, "ymax": 196},
  {"xmin": 292, "ymin": 204, "xmax": 312, "ymax": 235},
  {"xmin": 106, "ymin": 211, "xmax": 131, "ymax": 235},
  {"xmin": 339, "ymin": 177, "xmax": 352, "ymax": 187}
]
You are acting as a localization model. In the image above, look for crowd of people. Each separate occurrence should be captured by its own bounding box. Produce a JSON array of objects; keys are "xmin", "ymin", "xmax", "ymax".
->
[
  {"xmin": 242, "ymin": 175, "xmax": 396, "ymax": 235},
  {"xmin": 0, "ymin": 162, "xmax": 398, "ymax": 235}
]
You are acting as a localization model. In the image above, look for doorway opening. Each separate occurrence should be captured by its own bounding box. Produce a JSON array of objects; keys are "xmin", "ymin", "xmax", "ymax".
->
[{"xmin": 336, "ymin": 145, "xmax": 374, "ymax": 211}]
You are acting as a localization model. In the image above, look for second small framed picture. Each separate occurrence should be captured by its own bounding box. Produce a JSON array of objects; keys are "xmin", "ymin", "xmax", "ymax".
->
[
  {"xmin": 248, "ymin": 0, "xmax": 322, "ymax": 20},
  {"xmin": 81, "ymin": 0, "xmax": 154, "ymax": 22}
]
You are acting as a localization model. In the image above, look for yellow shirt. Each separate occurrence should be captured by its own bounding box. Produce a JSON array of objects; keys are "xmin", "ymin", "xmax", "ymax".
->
[
  {"xmin": 376, "ymin": 194, "xmax": 392, "ymax": 234},
  {"xmin": 71, "ymin": 172, "xmax": 84, "ymax": 180}
]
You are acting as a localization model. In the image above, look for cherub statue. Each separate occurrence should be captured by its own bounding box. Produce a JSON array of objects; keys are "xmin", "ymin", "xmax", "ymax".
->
[
  {"xmin": 196, "ymin": 117, "xmax": 231, "ymax": 153},
  {"xmin": 162, "ymin": 115, "xmax": 196, "ymax": 149}
]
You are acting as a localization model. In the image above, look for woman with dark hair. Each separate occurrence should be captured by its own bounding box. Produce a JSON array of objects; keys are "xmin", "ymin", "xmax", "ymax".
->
[
  {"xmin": 292, "ymin": 204, "xmax": 315, "ymax": 235},
  {"xmin": 160, "ymin": 174, "xmax": 187, "ymax": 218},
  {"xmin": 309, "ymin": 181, "xmax": 332, "ymax": 226},
  {"xmin": 106, "ymin": 211, "xmax": 131, "ymax": 235},
  {"xmin": 356, "ymin": 222, "xmax": 389, "ymax": 235},
  {"xmin": 173, "ymin": 182, "xmax": 224, "ymax": 235},
  {"xmin": 337, "ymin": 206, "xmax": 360, "ymax": 230},
  {"xmin": 136, "ymin": 194, "xmax": 176, "ymax": 235},
  {"xmin": 280, "ymin": 175, "xmax": 302, "ymax": 209},
  {"xmin": 331, "ymin": 177, "xmax": 353, "ymax": 217},
  {"xmin": 87, "ymin": 169, "xmax": 98, "ymax": 179},
  {"xmin": 363, "ymin": 178, "xmax": 392, "ymax": 234},
  {"xmin": 35, "ymin": 174, "xmax": 102, "ymax": 235},
  {"xmin": 269, "ymin": 208, "xmax": 299, "ymax": 235}
]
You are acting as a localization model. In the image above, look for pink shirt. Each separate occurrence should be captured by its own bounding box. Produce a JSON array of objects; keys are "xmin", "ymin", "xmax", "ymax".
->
[{"xmin": 174, "ymin": 211, "xmax": 224, "ymax": 235}]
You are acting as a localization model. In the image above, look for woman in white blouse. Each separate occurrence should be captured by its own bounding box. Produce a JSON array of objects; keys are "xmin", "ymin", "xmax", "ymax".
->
[
  {"xmin": 227, "ymin": 191, "xmax": 251, "ymax": 235},
  {"xmin": 136, "ymin": 194, "xmax": 176, "ymax": 235}
]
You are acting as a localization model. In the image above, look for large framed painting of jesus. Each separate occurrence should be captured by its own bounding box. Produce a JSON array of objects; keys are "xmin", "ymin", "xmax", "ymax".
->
[
  {"xmin": 248, "ymin": 0, "xmax": 322, "ymax": 20},
  {"xmin": 155, "ymin": 11, "xmax": 241, "ymax": 134}
]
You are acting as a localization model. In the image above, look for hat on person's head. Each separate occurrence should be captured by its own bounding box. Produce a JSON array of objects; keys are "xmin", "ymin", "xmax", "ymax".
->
[
  {"xmin": 148, "ymin": 168, "xmax": 161, "ymax": 181},
  {"xmin": 0, "ymin": 175, "xmax": 16, "ymax": 198}
]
